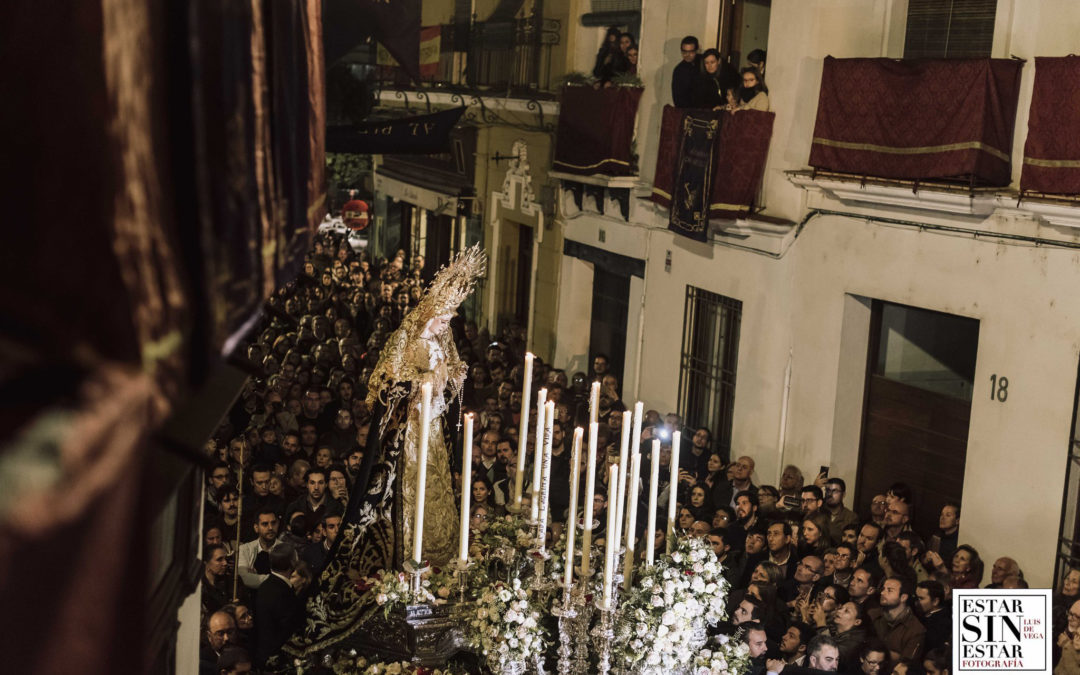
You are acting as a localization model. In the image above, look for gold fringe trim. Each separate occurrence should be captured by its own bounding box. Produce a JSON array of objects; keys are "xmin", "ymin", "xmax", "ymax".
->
[
  {"xmin": 1023, "ymin": 157, "xmax": 1080, "ymax": 168},
  {"xmin": 812, "ymin": 137, "xmax": 1009, "ymax": 163},
  {"xmin": 553, "ymin": 158, "xmax": 632, "ymax": 170}
]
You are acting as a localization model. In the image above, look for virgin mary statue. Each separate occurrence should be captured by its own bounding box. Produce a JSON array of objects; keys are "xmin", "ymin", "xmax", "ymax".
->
[
  {"xmin": 273, "ymin": 246, "xmax": 485, "ymax": 667},
  {"xmin": 365, "ymin": 245, "xmax": 485, "ymax": 567}
]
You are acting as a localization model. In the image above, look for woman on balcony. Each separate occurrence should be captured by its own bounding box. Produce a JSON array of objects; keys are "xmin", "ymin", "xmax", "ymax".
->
[
  {"xmin": 592, "ymin": 26, "xmax": 625, "ymax": 82},
  {"xmin": 729, "ymin": 66, "xmax": 770, "ymax": 112},
  {"xmin": 693, "ymin": 48, "xmax": 737, "ymax": 110}
]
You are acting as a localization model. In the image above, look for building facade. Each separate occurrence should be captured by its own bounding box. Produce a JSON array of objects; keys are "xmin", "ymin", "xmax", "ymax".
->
[{"xmin": 551, "ymin": 0, "xmax": 1080, "ymax": 588}]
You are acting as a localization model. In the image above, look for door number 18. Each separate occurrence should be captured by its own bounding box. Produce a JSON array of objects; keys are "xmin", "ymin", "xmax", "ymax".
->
[{"xmin": 989, "ymin": 374, "xmax": 1009, "ymax": 402}]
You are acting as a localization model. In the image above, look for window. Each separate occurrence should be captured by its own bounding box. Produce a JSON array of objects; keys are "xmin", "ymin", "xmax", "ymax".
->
[
  {"xmin": 677, "ymin": 286, "xmax": 742, "ymax": 458},
  {"xmin": 903, "ymin": 0, "xmax": 997, "ymax": 59}
]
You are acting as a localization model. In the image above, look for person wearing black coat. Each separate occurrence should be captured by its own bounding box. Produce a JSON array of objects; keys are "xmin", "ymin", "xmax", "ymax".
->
[
  {"xmin": 671, "ymin": 36, "xmax": 700, "ymax": 107},
  {"xmin": 254, "ymin": 546, "xmax": 302, "ymax": 665}
]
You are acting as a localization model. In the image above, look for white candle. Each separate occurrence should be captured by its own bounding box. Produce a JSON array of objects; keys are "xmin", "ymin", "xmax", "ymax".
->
[
  {"xmin": 603, "ymin": 463, "xmax": 619, "ymax": 609},
  {"xmin": 581, "ymin": 422, "xmax": 599, "ymax": 577},
  {"xmin": 458, "ymin": 413, "xmax": 474, "ymax": 563},
  {"xmin": 625, "ymin": 402, "xmax": 643, "ymax": 552},
  {"xmin": 631, "ymin": 402, "xmax": 643, "ymax": 457},
  {"xmin": 612, "ymin": 410, "xmax": 632, "ymax": 559},
  {"xmin": 666, "ymin": 430, "xmax": 681, "ymax": 553},
  {"xmin": 645, "ymin": 439, "xmax": 660, "ymax": 566},
  {"xmin": 622, "ymin": 450, "xmax": 641, "ymax": 584},
  {"xmin": 513, "ymin": 353, "xmax": 534, "ymax": 508},
  {"xmin": 564, "ymin": 427, "xmax": 583, "ymax": 589},
  {"xmin": 589, "ymin": 381, "xmax": 600, "ymax": 425},
  {"xmin": 413, "ymin": 382, "xmax": 433, "ymax": 564},
  {"xmin": 531, "ymin": 388, "xmax": 548, "ymax": 522},
  {"xmin": 537, "ymin": 400, "xmax": 555, "ymax": 547}
]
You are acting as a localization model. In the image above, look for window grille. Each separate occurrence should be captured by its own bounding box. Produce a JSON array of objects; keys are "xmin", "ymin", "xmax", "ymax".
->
[
  {"xmin": 904, "ymin": 0, "xmax": 997, "ymax": 59},
  {"xmin": 677, "ymin": 286, "xmax": 742, "ymax": 458}
]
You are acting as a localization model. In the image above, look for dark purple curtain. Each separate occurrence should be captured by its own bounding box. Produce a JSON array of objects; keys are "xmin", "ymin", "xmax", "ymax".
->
[
  {"xmin": 553, "ymin": 85, "xmax": 643, "ymax": 176},
  {"xmin": 1021, "ymin": 56, "xmax": 1080, "ymax": 195},
  {"xmin": 809, "ymin": 57, "xmax": 1022, "ymax": 185}
]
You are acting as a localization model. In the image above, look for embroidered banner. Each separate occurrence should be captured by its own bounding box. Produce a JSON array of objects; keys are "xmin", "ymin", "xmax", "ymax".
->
[
  {"xmin": 809, "ymin": 57, "xmax": 1022, "ymax": 185},
  {"xmin": 652, "ymin": 106, "xmax": 774, "ymax": 226},
  {"xmin": 669, "ymin": 111, "xmax": 724, "ymax": 242},
  {"xmin": 1021, "ymin": 56, "xmax": 1080, "ymax": 195},
  {"xmin": 553, "ymin": 85, "xmax": 643, "ymax": 176}
]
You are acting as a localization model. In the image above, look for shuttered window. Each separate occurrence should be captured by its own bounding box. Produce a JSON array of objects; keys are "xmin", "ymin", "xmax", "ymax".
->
[{"xmin": 904, "ymin": 0, "xmax": 997, "ymax": 59}]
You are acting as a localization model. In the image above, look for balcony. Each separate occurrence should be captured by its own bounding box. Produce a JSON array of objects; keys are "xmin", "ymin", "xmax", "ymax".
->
[
  {"xmin": 806, "ymin": 57, "xmax": 1023, "ymax": 187},
  {"xmin": 650, "ymin": 105, "xmax": 776, "ymax": 240},
  {"xmin": 549, "ymin": 84, "xmax": 644, "ymax": 221},
  {"xmin": 377, "ymin": 16, "xmax": 562, "ymax": 97}
]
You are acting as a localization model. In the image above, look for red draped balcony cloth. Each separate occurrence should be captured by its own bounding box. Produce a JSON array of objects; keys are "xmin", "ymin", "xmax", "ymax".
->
[
  {"xmin": 808, "ymin": 57, "xmax": 1022, "ymax": 186},
  {"xmin": 553, "ymin": 85, "xmax": 643, "ymax": 176},
  {"xmin": 1021, "ymin": 56, "xmax": 1080, "ymax": 195},
  {"xmin": 651, "ymin": 105, "xmax": 775, "ymax": 220}
]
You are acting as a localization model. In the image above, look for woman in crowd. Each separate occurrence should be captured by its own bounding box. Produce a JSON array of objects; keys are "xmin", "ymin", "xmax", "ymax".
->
[
  {"xmin": 472, "ymin": 476, "xmax": 496, "ymax": 513},
  {"xmin": 798, "ymin": 512, "xmax": 831, "ymax": 558},
  {"xmin": 688, "ymin": 484, "xmax": 713, "ymax": 522},
  {"xmin": 830, "ymin": 601, "xmax": 870, "ymax": 671}
]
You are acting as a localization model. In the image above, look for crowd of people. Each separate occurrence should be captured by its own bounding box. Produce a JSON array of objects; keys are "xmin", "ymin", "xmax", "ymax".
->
[
  {"xmin": 671, "ymin": 35, "xmax": 770, "ymax": 113},
  {"xmin": 195, "ymin": 228, "xmax": 1080, "ymax": 675}
]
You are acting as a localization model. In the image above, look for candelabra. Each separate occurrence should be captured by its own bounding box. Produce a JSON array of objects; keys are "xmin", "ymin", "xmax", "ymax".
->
[
  {"xmin": 528, "ymin": 544, "xmax": 558, "ymax": 594},
  {"xmin": 403, "ymin": 558, "xmax": 429, "ymax": 597},
  {"xmin": 570, "ymin": 570, "xmax": 593, "ymax": 675},
  {"xmin": 591, "ymin": 598, "xmax": 615, "ymax": 675},
  {"xmin": 449, "ymin": 558, "xmax": 472, "ymax": 603},
  {"xmin": 551, "ymin": 581, "xmax": 579, "ymax": 674}
]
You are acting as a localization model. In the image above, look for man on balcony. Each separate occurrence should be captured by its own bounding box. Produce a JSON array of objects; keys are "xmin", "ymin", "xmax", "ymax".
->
[{"xmin": 672, "ymin": 36, "xmax": 700, "ymax": 108}]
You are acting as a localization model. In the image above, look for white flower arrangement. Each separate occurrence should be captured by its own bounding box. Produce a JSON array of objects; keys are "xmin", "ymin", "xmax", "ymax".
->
[
  {"xmin": 479, "ymin": 513, "xmax": 534, "ymax": 551},
  {"xmin": 465, "ymin": 576, "xmax": 548, "ymax": 669},
  {"xmin": 692, "ymin": 633, "xmax": 753, "ymax": 675},
  {"xmin": 361, "ymin": 568, "xmax": 450, "ymax": 618},
  {"xmin": 329, "ymin": 650, "xmax": 466, "ymax": 674},
  {"xmin": 613, "ymin": 536, "xmax": 730, "ymax": 672}
]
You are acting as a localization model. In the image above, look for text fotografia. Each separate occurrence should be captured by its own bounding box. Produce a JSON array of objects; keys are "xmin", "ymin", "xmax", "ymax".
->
[{"xmin": 953, "ymin": 590, "xmax": 1051, "ymax": 672}]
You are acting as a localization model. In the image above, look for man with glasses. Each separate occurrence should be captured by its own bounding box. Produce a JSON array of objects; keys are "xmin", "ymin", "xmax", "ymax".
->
[
  {"xmin": 783, "ymin": 555, "xmax": 824, "ymax": 617},
  {"xmin": 882, "ymin": 499, "xmax": 911, "ymax": 544},
  {"xmin": 800, "ymin": 486, "xmax": 824, "ymax": 518},
  {"xmin": 201, "ymin": 610, "xmax": 239, "ymax": 675},
  {"xmin": 672, "ymin": 36, "xmax": 700, "ymax": 108},
  {"xmin": 823, "ymin": 478, "xmax": 859, "ymax": 545},
  {"xmin": 858, "ymin": 641, "xmax": 889, "ymax": 675},
  {"xmin": 832, "ymin": 543, "xmax": 856, "ymax": 587},
  {"xmin": 206, "ymin": 461, "xmax": 232, "ymax": 516}
]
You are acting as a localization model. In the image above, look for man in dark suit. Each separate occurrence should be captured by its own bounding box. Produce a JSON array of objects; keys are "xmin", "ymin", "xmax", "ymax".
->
[
  {"xmin": 254, "ymin": 545, "xmax": 302, "ymax": 665},
  {"xmin": 671, "ymin": 36, "xmax": 700, "ymax": 107}
]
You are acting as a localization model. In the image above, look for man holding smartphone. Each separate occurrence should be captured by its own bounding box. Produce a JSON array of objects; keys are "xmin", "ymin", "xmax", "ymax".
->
[{"xmin": 823, "ymin": 477, "xmax": 859, "ymax": 545}]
